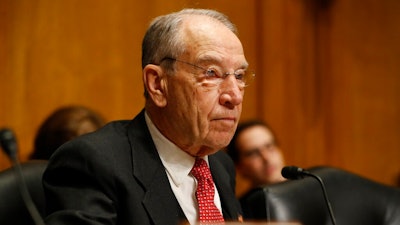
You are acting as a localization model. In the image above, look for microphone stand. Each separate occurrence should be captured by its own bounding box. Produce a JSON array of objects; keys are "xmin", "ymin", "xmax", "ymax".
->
[
  {"xmin": 282, "ymin": 166, "xmax": 337, "ymax": 225},
  {"xmin": 11, "ymin": 157, "xmax": 46, "ymax": 225},
  {"xmin": 1, "ymin": 128, "xmax": 45, "ymax": 225},
  {"xmin": 303, "ymin": 171, "xmax": 337, "ymax": 225}
]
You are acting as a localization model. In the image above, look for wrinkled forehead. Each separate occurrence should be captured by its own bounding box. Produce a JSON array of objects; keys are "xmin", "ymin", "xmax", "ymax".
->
[
  {"xmin": 181, "ymin": 15, "xmax": 243, "ymax": 54},
  {"xmin": 179, "ymin": 15, "xmax": 246, "ymax": 65}
]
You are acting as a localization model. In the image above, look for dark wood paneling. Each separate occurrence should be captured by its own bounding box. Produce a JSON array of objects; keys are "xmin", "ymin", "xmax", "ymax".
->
[{"xmin": 257, "ymin": 0, "xmax": 400, "ymax": 191}]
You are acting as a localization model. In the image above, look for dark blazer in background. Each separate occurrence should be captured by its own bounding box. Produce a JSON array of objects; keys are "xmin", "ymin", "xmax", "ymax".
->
[{"xmin": 43, "ymin": 109, "xmax": 241, "ymax": 225}]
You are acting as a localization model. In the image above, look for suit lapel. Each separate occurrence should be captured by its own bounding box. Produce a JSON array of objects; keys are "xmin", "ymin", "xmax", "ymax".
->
[
  {"xmin": 141, "ymin": 165, "xmax": 185, "ymax": 225},
  {"xmin": 127, "ymin": 110, "xmax": 186, "ymax": 225},
  {"xmin": 209, "ymin": 153, "xmax": 241, "ymax": 221}
]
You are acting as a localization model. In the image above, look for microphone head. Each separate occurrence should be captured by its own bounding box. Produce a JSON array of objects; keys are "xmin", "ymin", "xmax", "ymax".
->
[
  {"xmin": 281, "ymin": 166, "xmax": 307, "ymax": 180},
  {"xmin": 0, "ymin": 128, "xmax": 18, "ymax": 160}
]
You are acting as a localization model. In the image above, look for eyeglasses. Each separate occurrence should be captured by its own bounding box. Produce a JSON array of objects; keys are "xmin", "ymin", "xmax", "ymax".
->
[
  {"xmin": 161, "ymin": 57, "xmax": 255, "ymax": 88},
  {"xmin": 241, "ymin": 142, "xmax": 277, "ymax": 159}
]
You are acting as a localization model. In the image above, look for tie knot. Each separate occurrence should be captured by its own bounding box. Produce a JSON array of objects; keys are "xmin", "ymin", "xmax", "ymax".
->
[{"xmin": 191, "ymin": 158, "xmax": 212, "ymax": 181}]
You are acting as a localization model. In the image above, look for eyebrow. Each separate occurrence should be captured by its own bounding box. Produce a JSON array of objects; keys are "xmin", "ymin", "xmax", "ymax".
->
[{"xmin": 195, "ymin": 55, "xmax": 249, "ymax": 70}]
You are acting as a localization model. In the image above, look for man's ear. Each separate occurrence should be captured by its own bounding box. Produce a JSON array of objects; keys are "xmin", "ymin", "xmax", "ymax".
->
[{"xmin": 143, "ymin": 64, "xmax": 167, "ymax": 107}]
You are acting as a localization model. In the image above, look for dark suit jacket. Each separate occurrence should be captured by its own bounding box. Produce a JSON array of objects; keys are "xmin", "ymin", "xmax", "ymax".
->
[{"xmin": 43, "ymin": 110, "xmax": 242, "ymax": 225}]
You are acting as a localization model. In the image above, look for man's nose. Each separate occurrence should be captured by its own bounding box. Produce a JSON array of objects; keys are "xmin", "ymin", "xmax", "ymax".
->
[{"xmin": 219, "ymin": 75, "xmax": 244, "ymax": 108}]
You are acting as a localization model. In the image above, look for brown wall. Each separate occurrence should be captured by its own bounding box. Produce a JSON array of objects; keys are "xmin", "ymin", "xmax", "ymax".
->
[{"xmin": 1, "ymin": 0, "xmax": 399, "ymax": 196}]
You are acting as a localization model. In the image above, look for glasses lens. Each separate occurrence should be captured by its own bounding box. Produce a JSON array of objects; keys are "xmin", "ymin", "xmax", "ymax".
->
[
  {"xmin": 248, "ymin": 72, "xmax": 256, "ymax": 85},
  {"xmin": 241, "ymin": 71, "xmax": 255, "ymax": 87}
]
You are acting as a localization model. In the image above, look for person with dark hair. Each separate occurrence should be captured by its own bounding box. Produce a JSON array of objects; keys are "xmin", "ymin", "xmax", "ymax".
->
[
  {"xmin": 43, "ymin": 8, "xmax": 253, "ymax": 225},
  {"xmin": 30, "ymin": 105, "xmax": 105, "ymax": 160},
  {"xmin": 227, "ymin": 120, "xmax": 286, "ymax": 192}
]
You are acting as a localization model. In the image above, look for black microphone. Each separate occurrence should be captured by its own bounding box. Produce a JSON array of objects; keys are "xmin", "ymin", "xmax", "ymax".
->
[
  {"xmin": 0, "ymin": 128, "xmax": 45, "ymax": 225},
  {"xmin": 282, "ymin": 166, "xmax": 337, "ymax": 225},
  {"xmin": 281, "ymin": 165, "xmax": 312, "ymax": 179},
  {"xmin": 0, "ymin": 128, "xmax": 18, "ymax": 160}
]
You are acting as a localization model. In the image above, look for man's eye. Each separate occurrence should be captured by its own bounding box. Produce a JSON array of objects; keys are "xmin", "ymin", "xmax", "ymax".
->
[
  {"xmin": 205, "ymin": 69, "xmax": 219, "ymax": 78},
  {"xmin": 243, "ymin": 149, "xmax": 261, "ymax": 158},
  {"xmin": 234, "ymin": 70, "xmax": 246, "ymax": 80}
]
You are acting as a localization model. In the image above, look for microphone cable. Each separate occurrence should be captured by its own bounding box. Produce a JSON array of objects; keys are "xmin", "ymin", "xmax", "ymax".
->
[{"xmin": 282, "ymin": 166, "xmax": 337, "ymax": 225}]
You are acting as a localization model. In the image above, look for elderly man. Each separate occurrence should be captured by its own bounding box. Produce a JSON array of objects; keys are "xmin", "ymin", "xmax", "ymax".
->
[{"xmin": 43, "ymin": 8, "xmax": 254, "ymax": 225}]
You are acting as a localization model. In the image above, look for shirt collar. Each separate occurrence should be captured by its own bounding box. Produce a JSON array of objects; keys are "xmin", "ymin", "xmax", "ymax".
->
[{"xmin": 144, "ymin": 111, "xmax": 209, "ymax": 186}]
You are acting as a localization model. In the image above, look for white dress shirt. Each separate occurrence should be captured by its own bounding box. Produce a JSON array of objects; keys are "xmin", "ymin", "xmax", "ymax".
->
[{"xmin": 145, "ymin": 112, "xmax": 223, "ymax": 225}]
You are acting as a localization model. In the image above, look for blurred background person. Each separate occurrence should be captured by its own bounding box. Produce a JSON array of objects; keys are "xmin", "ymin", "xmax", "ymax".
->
[
  {"xmin": 227, "ymin": 119, "xmax": 286, "ymax": 197},
  {"xmin": 30, "ymin": 105, "xmax": 106, "ymax": 160}
]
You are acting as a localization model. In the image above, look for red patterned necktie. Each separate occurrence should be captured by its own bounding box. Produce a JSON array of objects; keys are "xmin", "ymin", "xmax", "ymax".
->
[{"xmin": 191, "ymin": 158, "xmax": 225, "ymax": 224}]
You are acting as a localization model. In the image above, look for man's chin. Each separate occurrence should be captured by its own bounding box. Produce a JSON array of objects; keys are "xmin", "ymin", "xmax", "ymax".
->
[
  {"xmin": 211, "ymin": 119, "xmax": 237, "ymax": 131},
  {"xmin": 209, "ymin": 141, "xmax": 228, "ymax": 150}
]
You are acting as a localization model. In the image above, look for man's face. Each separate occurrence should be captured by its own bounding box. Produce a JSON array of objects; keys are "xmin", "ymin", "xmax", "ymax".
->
[
  {"xmin": 161, "ymin": 16, "xmax": 248, "ymax": 156},
  {"xmin": 236, "ymin": 125, "xmax": 285, "ymax": 186}
]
